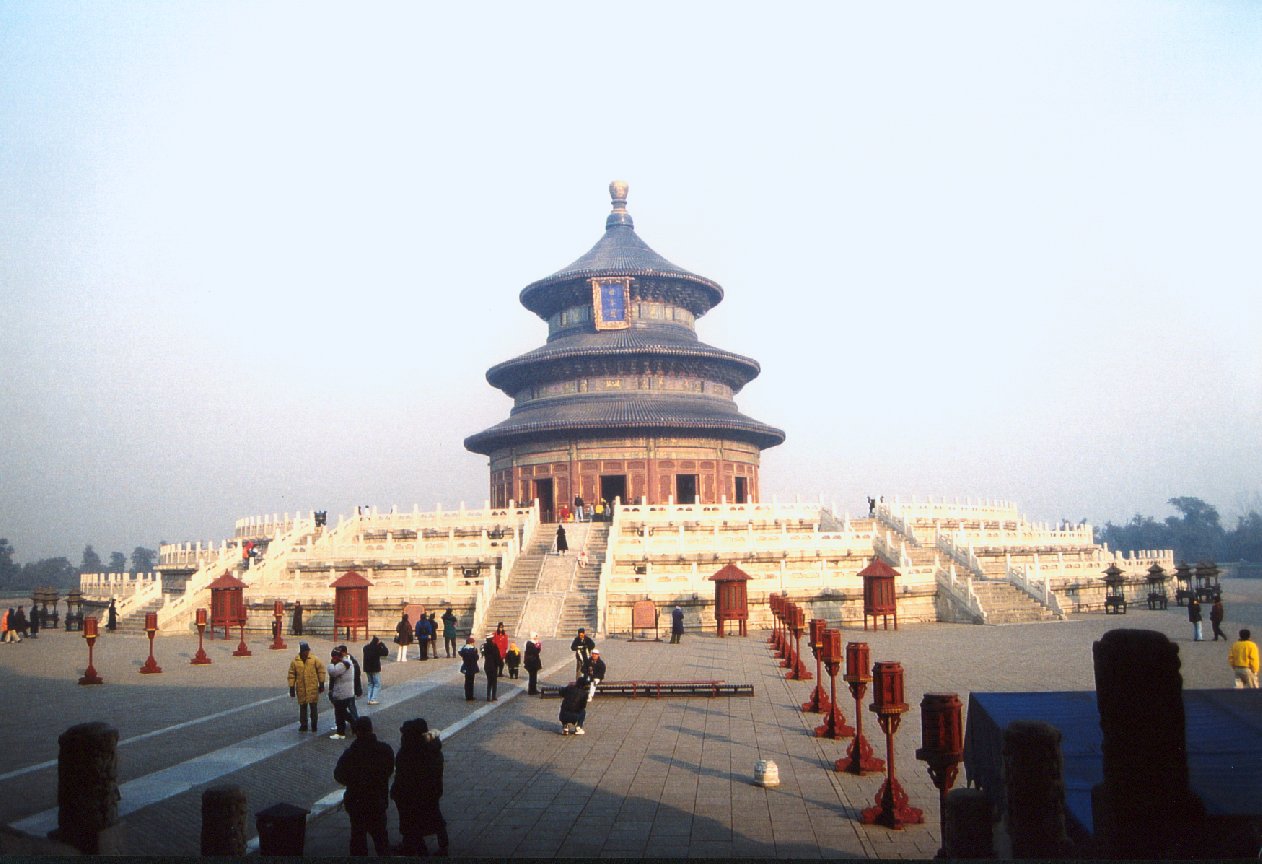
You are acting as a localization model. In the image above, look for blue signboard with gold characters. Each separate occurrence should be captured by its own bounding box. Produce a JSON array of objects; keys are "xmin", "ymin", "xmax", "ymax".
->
[{"xmin": 592, "ymin": 277, "xmax": 631, "ymax": 330}]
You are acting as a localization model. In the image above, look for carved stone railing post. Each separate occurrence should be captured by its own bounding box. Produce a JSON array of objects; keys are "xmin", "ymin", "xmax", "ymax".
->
[
  {"xmin": 201, "ymin": 785, "xmax": 248, "ymax": 856},
  {"xmin": 1002, "ymin": 720, "xmax": 1072, "ymax": 858},
  {"xmin": 53, "ymin": 722, "xmax": 121, "ymax": 854}
]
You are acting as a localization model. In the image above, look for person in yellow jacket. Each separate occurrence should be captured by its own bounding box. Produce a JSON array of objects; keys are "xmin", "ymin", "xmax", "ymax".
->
[
  {"xmin": 1228, "ymin": 629, "xmax": 1259, "ymax": 689},
  {"xmin": 288, "ymin": 642, "xmax": 328, "ymax": 731}
]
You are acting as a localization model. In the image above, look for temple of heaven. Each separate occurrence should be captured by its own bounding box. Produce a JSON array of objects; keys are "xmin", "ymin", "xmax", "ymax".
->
[{"xmin": 464, "ymin": 181, "xmax": 784, "ymax": 520}]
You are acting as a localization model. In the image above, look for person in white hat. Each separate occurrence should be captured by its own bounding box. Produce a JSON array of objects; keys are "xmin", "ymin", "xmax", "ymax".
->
[{"xmin": 586, "ymin": 647, "xmax": 606, "ymax": 701}]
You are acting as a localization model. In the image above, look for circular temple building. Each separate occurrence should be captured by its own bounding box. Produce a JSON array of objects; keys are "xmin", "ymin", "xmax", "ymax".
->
[{"xmin": 464, "ymin": 181, "xmax": 784, "ymax": 520}]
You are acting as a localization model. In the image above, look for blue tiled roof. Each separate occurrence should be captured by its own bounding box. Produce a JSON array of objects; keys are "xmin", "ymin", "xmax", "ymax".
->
[{"xmin": 463, "ymin": 393, "xmax": 786, "ymax": 455}]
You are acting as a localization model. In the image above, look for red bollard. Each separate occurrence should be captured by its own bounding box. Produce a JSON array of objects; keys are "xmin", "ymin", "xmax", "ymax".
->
[
  {"xmin": 814, "ymin": 629, "xmax": 854, "ymax": 738},
  {"xmin": 837, "ymin": 641, "xmax": 884, "ymax": 774},
  {"xmin": 861, "ymin": 661, "xmax": 924, "ymax": 829},
  {"xmin": 79, "ymin": 616, "xmax": 103, "ymax": 685},
  {"xmin": 802, "ymin": 619, "xmax": 831, "ymax": 713},
  {"xmin": 140, "ymin": 612, "xmax": 162, "ymax": 674},
  {"xmin": 191, "ymin": 608, "xmax": 212, "ymax": 665},
  {"xmin": 269, "ymin": 600, "xmax": 287, "ymax": 651},
  {"xmin": 786, "ymin": 607, "xmax": 812, "ymax": 680}
]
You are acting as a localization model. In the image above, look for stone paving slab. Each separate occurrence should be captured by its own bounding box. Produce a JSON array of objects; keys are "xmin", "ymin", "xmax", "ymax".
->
[{"xmin": 2, "ymin": 578, "xmax": 1260, "ymax": 856}]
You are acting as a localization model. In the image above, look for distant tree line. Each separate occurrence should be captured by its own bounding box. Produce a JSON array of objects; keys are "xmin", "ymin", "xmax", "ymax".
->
[
  {"xmin": 1096, "ymin": 497, "xmax": 1262, "ymax": 564},
  {"xmin": 0, "ymin": 539, "xmax": 158, "ymax": 591}
]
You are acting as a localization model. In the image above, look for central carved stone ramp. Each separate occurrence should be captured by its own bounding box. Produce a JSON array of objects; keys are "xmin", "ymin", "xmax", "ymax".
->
[
  {"xmin": 486, "ymin": 522, "xmax": 605, "ymax": 639},
  {"xmin": 969, "ymin": 579, "xmax": 1060, "ymax": 624}
]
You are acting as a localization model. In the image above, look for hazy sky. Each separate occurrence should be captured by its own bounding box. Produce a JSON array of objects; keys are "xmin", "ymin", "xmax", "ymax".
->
[{"xmin": 3, "ymin": 2, "xmax": 1260, "ymax": 563}]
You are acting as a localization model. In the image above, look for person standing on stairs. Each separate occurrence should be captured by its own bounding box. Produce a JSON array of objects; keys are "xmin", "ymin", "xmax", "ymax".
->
[{"xmin": 556, "ymin": 524, "xmax": 568, "ymax": 555}]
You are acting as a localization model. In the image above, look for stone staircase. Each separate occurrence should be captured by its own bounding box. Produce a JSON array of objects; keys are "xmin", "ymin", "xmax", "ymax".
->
[
  {"xmin": 557, "ymin": 523, "xmax": 607, "ymax": 636},
  {"xmin": 116, "ymin": 597, "xmax": 166, "ymax": 634},
  {"xmin": 968, "ymin": 579, "xmax": 1060, "ymax": 624},
  {"xmin": 482, "ymin": 530, "xmax": 554, "ymax": 636}
]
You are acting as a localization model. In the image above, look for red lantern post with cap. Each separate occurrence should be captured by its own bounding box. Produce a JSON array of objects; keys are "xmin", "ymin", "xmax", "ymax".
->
[
  {"xmin": 837, "ymin": 641, "xmax": 884, "ymax": 774},
  {"xmin": 801, "ymin": 619, "xmax": 831, "ymax": 713},
  {"xmin": 916, "ymin": 692, "xmax": 964, "ymax": 857},
  {"xmin": 785, "ymin": 605, "xmax": 812, "ymax": 680},
  {"xmin": 78, "ymin": 616, "xmax": 103, "ymax": 685},
  {"xmin": 814, "ymin": 628, "xmax": 854, "ymax": 739},
  {"xmin": 139, "ymin": 611, "xmax": 162, "ymax": 673},
  {"xmin": 860, "ymin": 661, "xmax": 924, "ymax": 829},
  {"xmin": 269, "ymin": 599, "xmax": 287, "ymax": 650},
  {"xmin": 191, "ymin": 607, "xmax": 212, "ymax": 665},
  {"xmin": 859, "ymin": 557, "xmax": 899, "ymax": 631},
  {"xmin": 207, "ymin": 570, "xmax": 248, "ymax": 639},
  {"xmin": 768, "ymin": 593, "xmax": 781, "ymax": 647},
  {"xmin": 709, "ymin": 563, "xmax": 751, "ymax": 637}
]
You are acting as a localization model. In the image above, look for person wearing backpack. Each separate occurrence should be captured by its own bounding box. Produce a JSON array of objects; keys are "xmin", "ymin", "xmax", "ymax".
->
[{"xmin": 362, "ymin": 636, "xmax": 389, "ymax": 705}]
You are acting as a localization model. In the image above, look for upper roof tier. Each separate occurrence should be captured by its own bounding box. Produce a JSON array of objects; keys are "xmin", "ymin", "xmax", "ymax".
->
[{"xmin": 519, "ymin": 181, "xmax": 724, "ymax": 320}]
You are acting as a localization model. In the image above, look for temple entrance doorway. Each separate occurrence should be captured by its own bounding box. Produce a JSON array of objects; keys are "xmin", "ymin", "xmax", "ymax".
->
[
  {"xmin": 600, "ymin": 474, "xmax": 627, "ymax": 509},
  {"xmin": 734, "ymin": 476, "xmax": 748, "ymax": 504},
  {"xmin": 676, "ymin": 474, "xmax": 699, "ymax": 505},
  {"xmin": 533, "ymin": 478, "xmax": 555, "ymax": 522}
]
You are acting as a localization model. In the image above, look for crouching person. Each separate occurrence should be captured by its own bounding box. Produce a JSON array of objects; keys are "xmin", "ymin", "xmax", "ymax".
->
[
  {"xmin": 559, "ymin": 675, "xmax": 590, "ymax": 736},
  {"xmin": 333, "ymin": 717, "xmax": 394, "ymax": 856},
  {"xmin": 392, "ymin": 718, "xmax": 450, "ymax": 856}
]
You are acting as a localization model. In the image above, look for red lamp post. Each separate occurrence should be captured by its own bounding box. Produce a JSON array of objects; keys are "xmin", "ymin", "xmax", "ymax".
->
[
  {"xmin": 78, "ymin": 616, "xmax": 103, "ymax": 685},
  {"xmin": 861, "ymin": 661, "xmax": 924, "ymax": 829},
  {"xmin": 232, "ymin": 617, "xmax": 252, "ymax": 657},
  {"xmin": 774, "ymin": 599, "xmax": 791, "ymax": 661},
  {"xmin": 191, "ymin": 607, "xmax": 212, "ymax": 665},
  {"xmin": 269, "ymin": 599, "xmax": 287, "ymax": 650},
  {"xmin": 786, "ymin": 606, "xmax": 812, "ymax": 680},
  {"xmin": 801, "ymin": 618, "xmax": 831, "ymax": 713},
  {"xmin": 139, "ymin": 611, "xmax": 162, "ymax": 674},
  {"xmin": 837, "ymin": 641, "xmax": 884, "ymax": 774},
  {"xmin": 768, "ymin": 593, "xmax": 781, "ymax": 647},
  {"xmin": 916, "ymin": 692, "xmax": 964, "ymax": 857},
  {"xmin": 814, "ymin": 628, "xmax": 854, "ymax": 739}
]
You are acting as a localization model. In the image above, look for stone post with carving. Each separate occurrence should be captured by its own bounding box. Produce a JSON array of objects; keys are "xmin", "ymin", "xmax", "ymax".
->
[{"xmin": 53, "ymin": 722, "xmax": 121, "ymax": 854}]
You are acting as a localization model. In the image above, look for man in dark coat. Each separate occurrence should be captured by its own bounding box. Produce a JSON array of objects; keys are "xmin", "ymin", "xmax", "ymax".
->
[
  {"xmin": 333, "ymin": 717, "xmax": 394, "ymax": 856},
  {"xmin": 524, "ymin": 633, "xmax": 543, "ymax": 694},
  {"xmin": 671, "ymin": 605, "xmax": 685, "ymax": 644},
  {"xmin": 291, "ymin": 600, "xmax": 303, "ymax": 636},
  {"xmin": 441, "ymin": 608, "xmax": 458, "ymax": 657},
  {"xmin": 481, "ymin": 634, "xmax": 501, "ymax": 701},
  {"xmin": 556, "ymin": 524, "xmax": 568, "ymax": 554},
  {"xmin": 585, "ymin": 648, "xmax": 606, "ymax": 701},
  {"xmin": 106, "ymin": 599, "xmax": 117, "ymax": 632},
  {"xmin": 458, "ymin": 637, "xmax": 479, "ymax": 701},
  {"xmin": 570, "ymin": 627, "xmax": 595, "ymax": 677},
  {"xmin": 559, "ymin": 676, "xmax": 590, "ymax": 735},
  {"xmin": 1189, "ymin": 596, "xmax": 1203, "ymax": 642},
  {"xmin": 362, "ymin": 636, "xmax": 388, "ymax": 705},
  {"xmin": 1210, "ymin": 598, "xmax": 1228, "ymax": 642},
  {"xmin": 391, "ymin": 718, "xmax": 449, "ymax": 856},
  {"xmin": 415, "ymin": 614, "xmax": 432, "ymax": 661}
]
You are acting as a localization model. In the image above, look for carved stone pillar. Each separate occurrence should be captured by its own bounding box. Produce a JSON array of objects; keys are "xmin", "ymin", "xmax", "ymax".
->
[
  {"xmin": 201, "ymin": 785, "xmax": 248, "ymax": 855},
  {"xmin": 53, "ymin": 722, "xmax": 121, "ymax": 854},
  {"xmin": 1002, "ymin": 720, "xmax": 1072, "ymax": 858}
]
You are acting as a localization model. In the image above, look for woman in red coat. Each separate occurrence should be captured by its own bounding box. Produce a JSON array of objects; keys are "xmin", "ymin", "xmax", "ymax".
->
[{"xmin": 492, "ymin": 622, "xmax": 509, "ymax": 676}]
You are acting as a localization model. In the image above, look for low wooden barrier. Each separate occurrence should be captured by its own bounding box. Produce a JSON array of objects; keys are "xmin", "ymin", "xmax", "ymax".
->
[{"xmin": 538, "ymin": 680, "xmax": 753, "ymax": 698}]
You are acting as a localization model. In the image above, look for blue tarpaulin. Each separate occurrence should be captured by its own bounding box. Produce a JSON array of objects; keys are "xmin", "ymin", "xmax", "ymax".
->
[{"xmin": 964, "ymin": 689, "xmax": 1262, "ymax": 835}]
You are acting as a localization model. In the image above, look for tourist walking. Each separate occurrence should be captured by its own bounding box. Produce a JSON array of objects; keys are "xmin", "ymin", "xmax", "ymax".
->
[
  {"xmin": 1210, "ymin": 598, "xmax": 1228, "ymax": 641},
  {"xmin": 671, "ymin": 605, "xmax": 684, "ymax": 644},
  {"xmin": 524, "ymin": 632, "xmax": 543, "ymax": 694},
  {"xmin": 441, "ymin": 607, "xmax": 458, "ymax": 657},
  {"xmin": 1229, "ymin": 629, "xmax": 1260, "ymax": 689},
  {"xmin": 493, "ymin": 623, "xmax": 509, "ymax": 676},
  {"xmin": 505, "ymin": 641, "xmax": 521, "ymax": 679},
  {"xmin": 481, "ymin": 634, "xmax": 501, "ymax": 701},
  {"xmin": 362, "ymin": 636, "xmax": 388, "ymax": 705},
  {"xmin": 12, "ymin": 606, "xmax": 28, "ymax": 639},
  {"xmin": 291, "ymin": 600, "xmax": 303, "ymax": 636},
  {"xmin": 558, "ymin": 675, "xmax": 590, "ymax": 735},
  {"xmin": 287, "ymin": 642, "xmax": 327, "ymax": 732},
  {"xmin": 574, "ymin": 495, "xmax": 585, "ymax": 522},
  {"xmin": 570, "ymin": 627, "xmax": 594, "ymax": 677},
  {"xmin": 391, "ymin": 718, "xmax": 449, "ymax": 856},
  {"xmin": 2, "ymin": 608, "xmax": 15, "ymax": 643},
  {"xmin": 556, "ymin": 524, "xmax": 568, "ymax": 555},
  {"xmin": 328, "ymin": 647, "xmax": 358, "ymax": 739},
  {"xmin": 395, "ymin": 613, "xmax": 413, "ymax": 662},
  {"xmin": 458, "ymin": 637, "xmax": 479, "ymax": 701},
  {"xmin": 1188, "ymin": 596, "xmax": 1203, "ymax": 642},
  {"xmin": 333, "ymin": 716, "xmax": 395, "ymax": 856}
]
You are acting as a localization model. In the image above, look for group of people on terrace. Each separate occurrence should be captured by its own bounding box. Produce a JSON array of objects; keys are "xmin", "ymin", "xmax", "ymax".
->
[
  {"xmin": 391, "ymin": 607, "xmax": 460, "ymax": 663},
  {"xmin": 1, "ymin": 606, "xmax": 36, "ymax": 642}
]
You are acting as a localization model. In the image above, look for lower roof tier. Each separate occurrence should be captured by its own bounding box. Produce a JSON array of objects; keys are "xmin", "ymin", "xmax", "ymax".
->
[{"xmin": 464, "ymin": 393, "xmax": 786, "ymax": 455}]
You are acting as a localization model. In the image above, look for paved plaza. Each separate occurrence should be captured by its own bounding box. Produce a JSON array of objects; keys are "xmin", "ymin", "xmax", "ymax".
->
[{"xmin": 2, "ymin": 578, "xmax": 1260, "ymax": 858}]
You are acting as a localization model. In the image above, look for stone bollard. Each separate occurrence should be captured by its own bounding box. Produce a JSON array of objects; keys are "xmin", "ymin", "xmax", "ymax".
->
[
  {"xmin": 52, "ymin": 722, "xmax": 122, "ymax": 854},
  {"xmin": 201, "ymin": 785, "xmax": 248, "ymax": 856},
  {"xmin": 1002, "ymin": 720, "xmax": 1073, "ymax": 858},
  {"xmin": 944, "ymin": 787, "xmax": 994, "ymax": 858},
  {"xmin": 1091, "ymin": 628, "xmax": 1204, "ymax": 858}
]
